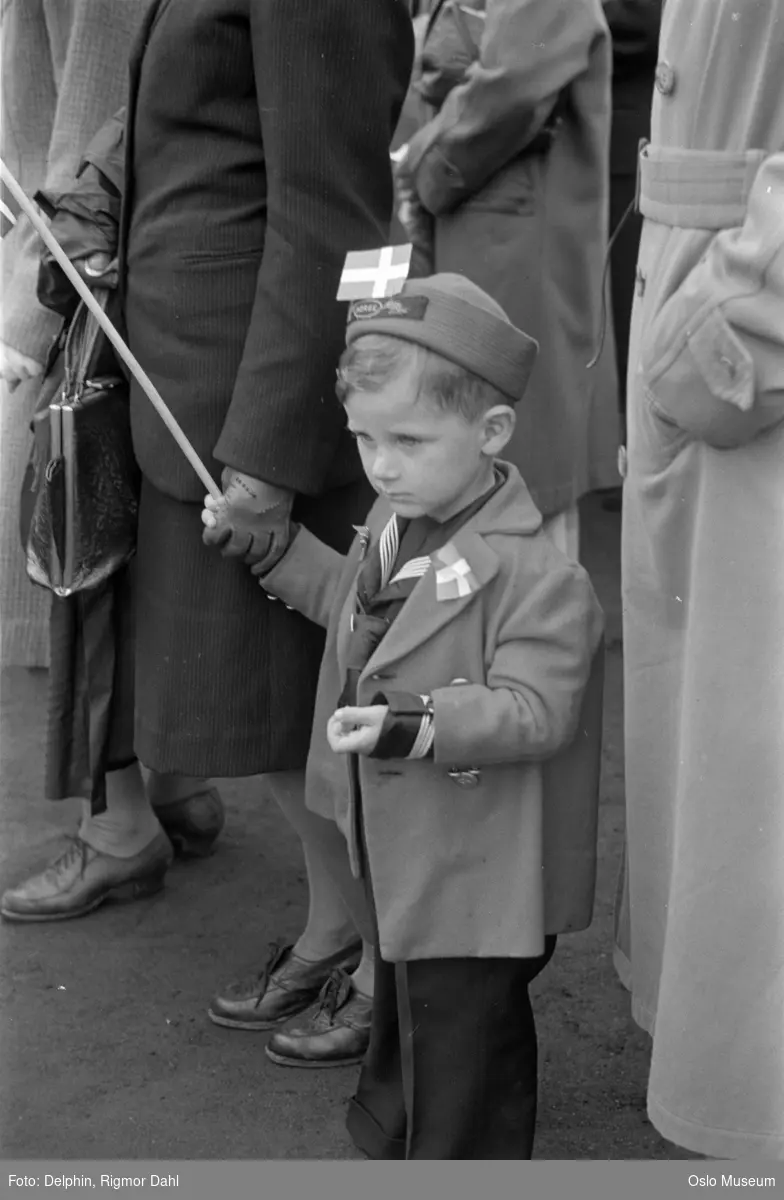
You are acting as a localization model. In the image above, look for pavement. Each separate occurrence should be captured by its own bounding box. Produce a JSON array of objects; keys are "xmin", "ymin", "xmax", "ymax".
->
[{"xmin": 0, "ymin": 495, "xmax": 692, "ymax": 1160}]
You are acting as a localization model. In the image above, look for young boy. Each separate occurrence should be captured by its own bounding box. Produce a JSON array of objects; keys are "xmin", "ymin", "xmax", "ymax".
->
[{"xmin": 203, "ymin": 273, "xmax": 604, "ymax": 1159}]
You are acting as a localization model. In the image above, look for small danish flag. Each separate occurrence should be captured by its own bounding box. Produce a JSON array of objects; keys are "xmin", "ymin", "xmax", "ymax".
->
[
  {"xmin": 337, "ymin": 244, "xmax": 412, "ymax": 301},
  {"xmin": 0, "ymin": 181, "xmax": 21, "ymax": 239}
]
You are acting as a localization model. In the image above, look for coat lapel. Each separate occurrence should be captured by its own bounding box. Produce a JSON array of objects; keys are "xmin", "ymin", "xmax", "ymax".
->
[
  {"xmin": 359, "ymin": 530, "xmax": 500, "ymax": 676},
  {"xmin": 334, "ymin": 464, "xmax": 539, "ymax": 677},
  {"xmin": 335, "ymin": 503, "xmax": 388, "ymax": 673}
]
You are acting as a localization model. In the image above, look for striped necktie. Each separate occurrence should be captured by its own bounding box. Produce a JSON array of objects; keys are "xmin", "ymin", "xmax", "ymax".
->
[{"xmin": 377, "ymin": 514, "xmax": 400, "ymax": 591}]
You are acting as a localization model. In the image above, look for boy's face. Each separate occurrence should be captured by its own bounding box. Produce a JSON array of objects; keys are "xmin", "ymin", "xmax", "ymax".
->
[{"xmin": 344, "ymin": 363, "xmax": 515, "ymax": 523}]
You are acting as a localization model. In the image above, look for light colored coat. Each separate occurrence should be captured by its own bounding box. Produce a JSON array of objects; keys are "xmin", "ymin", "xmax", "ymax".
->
[
  {"xmin": 0, "ymin": 0, "xmax": 149, "ymax": 666},
  {"xmin": 616, "ymin": 0, "xmax": 784, "ymax": 1160},
  {"xmin": 404, "ymin": 0, "xmax": 619, "ymax": 517},
  {"xmin": 263, "ymin": 463, "xmax": 605, "ymax": 962}
]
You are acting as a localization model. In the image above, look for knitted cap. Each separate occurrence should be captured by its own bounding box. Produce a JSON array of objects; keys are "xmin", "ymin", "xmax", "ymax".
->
[{"xmin": 345, "ymin": 273, "xmax": 538, "ymax": 403}]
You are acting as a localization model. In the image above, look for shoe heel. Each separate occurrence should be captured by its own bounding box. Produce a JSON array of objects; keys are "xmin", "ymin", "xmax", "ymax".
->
[
  {"xmin": 109, "ymin": 868, "xmax": 167, "ymax": 904},
  {"xmin": 168, "ymin": 830, "xmax": 218, "ymax": 860}
]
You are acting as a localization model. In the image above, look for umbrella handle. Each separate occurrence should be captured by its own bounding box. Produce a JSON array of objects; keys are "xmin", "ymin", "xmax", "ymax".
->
[{"xmin": 0, "ymin": 157, "xmax": 223, "ymax": 502}]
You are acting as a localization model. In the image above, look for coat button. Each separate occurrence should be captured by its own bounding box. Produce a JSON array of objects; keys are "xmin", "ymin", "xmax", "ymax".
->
[
  {"xmin": 617, "ymin": 445, "xmax": 628, "ymax": 480},
  {"xmin": 655, "ymin": 61, "xmax": 676, "ymax": 95},
  {"xmin": 448, "ymin": 768, "xmax": 481, "ymax": 788},
  {"xmin": 635, "ymin": 267, "xmax": 646, "ymax": 297}
]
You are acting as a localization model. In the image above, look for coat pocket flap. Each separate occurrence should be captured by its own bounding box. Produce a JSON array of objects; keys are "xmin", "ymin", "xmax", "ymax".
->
[
  {"xmin": 685, "ymin": 308, "xmax": 755, "ymax": 411},
  {"xmin": 643, "ymin": 305, "xmax": 759, "ymax": 449}
]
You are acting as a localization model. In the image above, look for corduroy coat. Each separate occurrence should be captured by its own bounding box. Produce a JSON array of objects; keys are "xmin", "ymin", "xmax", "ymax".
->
[
  {"xmin": 262, "ymin": 463, "xmax": 605, "ymax": 962},
  {"xmin": 403, "ymin": 0, "xmax": 619, "ymax": 518},
  {"xmin": 121, "ymin": 0, "xmax": 413, "ymax": 504},
  {"xmin": 616, "ymin": 0, "xmax": 784, "ymax": 1160}
]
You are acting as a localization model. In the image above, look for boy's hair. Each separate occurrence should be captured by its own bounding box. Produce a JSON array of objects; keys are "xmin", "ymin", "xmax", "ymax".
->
[{"xmin": 336, "ymin": 333, "xmax": 511, "ymax": 422}]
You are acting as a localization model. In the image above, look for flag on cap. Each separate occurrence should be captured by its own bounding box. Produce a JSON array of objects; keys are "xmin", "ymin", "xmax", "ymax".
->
[
  {"xmin": 337, "ymin": 244, "xmax": 412, "ymax": 301},
  {"xmin": 0, "ymin": 181, "xmax": 21, "ymax": 239}
]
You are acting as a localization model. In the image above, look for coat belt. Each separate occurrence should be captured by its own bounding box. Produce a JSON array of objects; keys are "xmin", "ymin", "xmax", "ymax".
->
[{"xmin": 637, "ymin": 144, "xmax": 768, "ymax": 229}]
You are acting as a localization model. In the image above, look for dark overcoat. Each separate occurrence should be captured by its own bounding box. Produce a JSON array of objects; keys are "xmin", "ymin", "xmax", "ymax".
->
[
  {"xmin": 603, "ymin": 0, "xmax": 661, "ymax": 408},
  {"xmin": 404, "ymin": 0, "xmax": 619, "ymax": 518}
]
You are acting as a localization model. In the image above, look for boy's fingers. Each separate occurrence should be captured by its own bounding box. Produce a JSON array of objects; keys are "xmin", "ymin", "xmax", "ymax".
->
[{"xmin": 335, "ymin": 706, "xmax": 375, "ymax": 726}]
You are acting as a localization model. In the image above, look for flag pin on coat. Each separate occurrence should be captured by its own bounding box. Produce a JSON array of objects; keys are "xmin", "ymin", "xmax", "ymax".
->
[
  {"xmin": 337, "ymin": 244, "xmax": 412, "ymax": 301},
  {"xmin": 432, "ymin": 543, "xmax": 479, "ymax": 602}
]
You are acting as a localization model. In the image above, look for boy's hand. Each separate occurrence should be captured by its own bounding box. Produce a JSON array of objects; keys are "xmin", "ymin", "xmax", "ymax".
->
[
  {"xmin": 202, "ymin": 469, "xmax": 294, "ymax": 570},
  {"xmin": 327, "ymin": 706, "xmax": 388, "ymax": 756}
]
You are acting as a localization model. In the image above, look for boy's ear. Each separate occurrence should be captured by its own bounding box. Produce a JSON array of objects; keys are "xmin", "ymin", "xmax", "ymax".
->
[{"xmin": 480, "ymin": 405, "xmax": 516, "ymax": 456}]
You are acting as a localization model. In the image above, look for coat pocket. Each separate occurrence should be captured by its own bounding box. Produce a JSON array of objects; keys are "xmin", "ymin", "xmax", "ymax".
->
[
  {"xmin": 177, "ymin": 246, "xmax": 264, "ymax": 265},
  {"xmin": 643, "ymin": 307, "xmax": 759, "ymax": 449}
]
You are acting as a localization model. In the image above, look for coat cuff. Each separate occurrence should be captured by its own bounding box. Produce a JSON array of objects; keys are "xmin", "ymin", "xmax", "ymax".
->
[
  {"xmin": 406, "ymin": 131, "xmax": 469, "ymax": 216},
  {"xmin": 371, "ymin": 691, "xmax": 435, "ymax": 760}
]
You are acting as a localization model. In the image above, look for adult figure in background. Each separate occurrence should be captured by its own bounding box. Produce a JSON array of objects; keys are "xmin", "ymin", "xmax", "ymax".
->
[
  {"xmin": 395, "ymin": 0, "xmax": 619, "ymax": 560},
  {"xmin": 4, "ymin": 0, "xmax": 413, "ymax": 1074},
  {"xmin": 0, "ymin": 0, "xmax": 149, "ymax": 666},
  {"xmin": 617, "ymin": 0, "xmax": 784, "ymax": 1158},
  {"xmin": 1, "ymin": 0, "xmax": 229, "ymax": 924},
  {"xmin": 600, "ymin": 0, "xmax": 661, "ymax": 511}
]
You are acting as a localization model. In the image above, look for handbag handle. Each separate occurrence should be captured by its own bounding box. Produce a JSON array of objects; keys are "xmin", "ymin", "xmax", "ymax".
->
[
  {"xmin": 0, "ymin": 157, "xmax": 222, "ymax": 501},
  {"xmin": 62, "ymin": 291, "xmax": 113, "ymax": 394},
  {"xmin": 425, "ymin": 0, "xmax": 481, "ymax": 63},
  {"xmin": 450, "ymin": 3, "xmax": 481, "ymax": 62}
]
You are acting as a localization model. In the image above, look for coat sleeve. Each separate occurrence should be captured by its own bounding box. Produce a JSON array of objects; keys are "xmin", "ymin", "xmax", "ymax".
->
[
  {"xmin": 431, "ymin": 560, "xmax": 604, "ymax": 765},
  {"xmin": 212, "ymin": 0, "xmax": 414, "ymax": 493},
  {"xmin": 37, "ymin": 108, "xmax": 127, "ymax": 319},
  {"xmin": 405, "ymin": 0, "xmax": 608, "ymax": 216},
  {"xmin": 0, "ymin": 2, "xmax": 144, "ymax": 363},
  {"xmin": 259, "ymin": 526, "xmax": 351, "ymax": 631},
  {"xmin": 641, "ymin": 154, "xmax": 784, "ymax": 449}
]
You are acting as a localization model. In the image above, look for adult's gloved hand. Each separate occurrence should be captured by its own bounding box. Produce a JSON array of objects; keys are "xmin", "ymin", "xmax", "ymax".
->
[{"xmin": 201, "ymin": 468, "xmax": 295, "ymax": 572}]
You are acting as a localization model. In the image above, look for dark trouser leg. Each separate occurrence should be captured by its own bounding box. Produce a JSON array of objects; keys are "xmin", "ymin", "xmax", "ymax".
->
[
  {"xmin": 346, "ymin": 951, "xmax": 407, "ymax": 1159},
  {"xmin": 348, "ymin": 937, "xmax": 556, "ymax": 1160},
  {"xmin": 345, "ymin": 823, "xmax": 407, "ymax": 1159}
]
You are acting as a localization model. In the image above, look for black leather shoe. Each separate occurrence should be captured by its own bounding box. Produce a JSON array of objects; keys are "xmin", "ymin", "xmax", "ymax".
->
[
  {"xmin": 208, "ymin": 940, "xmax": 362, "ymax": 1031},
  {"xmin": 265, "ymin": 969, "xmax": 372, "ymax": 1068},
  {"xmin": 153, "ymin": 788, "xmax": 224, "ymax": 859}
]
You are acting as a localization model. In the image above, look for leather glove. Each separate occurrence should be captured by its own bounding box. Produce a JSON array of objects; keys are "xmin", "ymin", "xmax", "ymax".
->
[{"xmin": 202, "ymin": 469, "xmax": 295, "ymax": 572}]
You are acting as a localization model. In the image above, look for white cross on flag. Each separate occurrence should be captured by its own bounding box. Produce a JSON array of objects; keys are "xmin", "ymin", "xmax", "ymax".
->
[{"xmin": 337, "ymin": 244, "xmax": 412, "ymax": 301}]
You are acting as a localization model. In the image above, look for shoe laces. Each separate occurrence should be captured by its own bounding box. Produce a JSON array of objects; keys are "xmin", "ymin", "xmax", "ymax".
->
[
  {"xmin": 249, "ymin": 940, "xmax": 291, "ymax": 1008},
  {"xmin": 45, "ymin": 836, "xmax": 92, "ymax": 882},
  {"xmin": 316, "ymin": 968, "xmax": 353, "ymax": 1022}
]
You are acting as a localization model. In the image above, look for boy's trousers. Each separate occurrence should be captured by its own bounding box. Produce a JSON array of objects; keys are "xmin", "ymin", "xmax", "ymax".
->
[{"xmin": 346, "ymin": 936, "xmax": 557, "ymax": 1160}]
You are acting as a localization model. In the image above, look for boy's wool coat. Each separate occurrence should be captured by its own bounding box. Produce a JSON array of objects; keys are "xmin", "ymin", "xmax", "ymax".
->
[{"xmin": 263, "ymin": 463, "xmax": 605, "ymax": 962}]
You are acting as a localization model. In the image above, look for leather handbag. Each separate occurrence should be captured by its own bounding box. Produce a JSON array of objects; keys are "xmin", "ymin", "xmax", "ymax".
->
[{"xmin": 22, "ymin": 293, "xmax": 140, "ymax": 597}]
